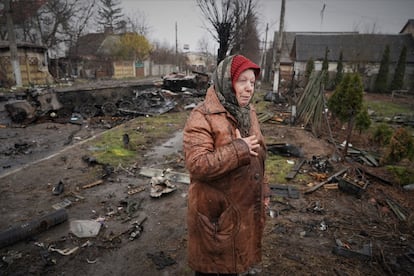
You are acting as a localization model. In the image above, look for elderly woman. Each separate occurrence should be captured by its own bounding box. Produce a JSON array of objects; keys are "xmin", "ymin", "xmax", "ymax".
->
[{"xmin": 183, "ymin": 54, "xmax": 269, "ymax": 275}]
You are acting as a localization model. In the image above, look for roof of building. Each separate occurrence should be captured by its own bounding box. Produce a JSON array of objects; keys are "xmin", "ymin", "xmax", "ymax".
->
[
  {"xmin": 0, "ymin": 40, "xmax": 47, "ymax": 50},
  {"xmin": 400, "ymin": 19, "xmax": 414, "ymax": 33},
  {"xmin": 69, "ymin": 33, "xmax": 120, "ymax": 58},
  {"xmin": 274, "ymin": 31, "xmax": 359, "ymax": 64},
  {"xmin": 291, "ymin": 33, "xmax": 414, "ymax": 63}
]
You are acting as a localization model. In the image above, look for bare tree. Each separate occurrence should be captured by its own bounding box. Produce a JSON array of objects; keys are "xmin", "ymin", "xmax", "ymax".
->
[
  {"xmin": 67, "ymin": 0, "xmax": 97, "ymax": 52},
  {"xmin": 230, "ymin": 2, "xmax": 260, "ymax": 63},
  {"xmin": 196, "ymin": 0, "xmax": 255, "ymax": 64},
  {"xmin": 197, "ymin": 36, "xmax": 214, "ymax": 71},
  {"xmin": 197, "ymin": 36, "xmax": 210, "ymax": 54},
  {"xmin": 151, "ymin": 41, "xmax": 178, "ymax": 65},
  {"xmin": 151, "ymin": 41, "xmax": 188, "ymax": 68},
  {"xmin": 124, "ymin": 9, "xmax": 151, "ymax": 36},
  {"xmin": 17, "ymin": 0, "xmax": 96, "ymax": 58},
  {"xmin": 66, "ymin": 0, "xmax": 97, "ymax": 76}
]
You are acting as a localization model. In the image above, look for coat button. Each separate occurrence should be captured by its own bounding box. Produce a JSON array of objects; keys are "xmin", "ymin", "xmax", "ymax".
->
[{"xmin": 254, "ymin": 173, "xmax": 260, "ymax": 180}]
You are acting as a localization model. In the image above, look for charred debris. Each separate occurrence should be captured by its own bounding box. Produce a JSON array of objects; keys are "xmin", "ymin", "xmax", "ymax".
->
[{"xmin": 1, "ymin": 72, "xmax": 210, "ymax": 125}]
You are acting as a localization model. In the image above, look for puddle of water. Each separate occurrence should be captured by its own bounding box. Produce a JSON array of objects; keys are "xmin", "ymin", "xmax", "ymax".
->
[{"xmin": 144, "ymin": 131, "xmax": 183, "ymax": 162}]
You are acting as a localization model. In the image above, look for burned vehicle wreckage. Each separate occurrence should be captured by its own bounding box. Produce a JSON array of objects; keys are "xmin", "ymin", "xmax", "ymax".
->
[{"xmin": 2, "ymin": 72, "xmax": 210, "ymax": 124}]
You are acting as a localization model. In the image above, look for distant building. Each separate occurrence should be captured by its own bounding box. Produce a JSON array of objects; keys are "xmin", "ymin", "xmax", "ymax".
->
[
  {"xmin": 185, "ymin": 52, "xmax": 215, "ymax": 73},
  {"xmin": 0, "ymin": 41, "xmax": 53, "ymax": 86},
  {"xmin": 290, "ymin": 33, "xmax": 414, "ymax": 90},
  {"xmin": 270, "ymin": 31, "xmax": 358, "ymax": 85},
  {"xmin": 400, "ymin": 19, "xmax": 414, "ymax": 38},
  {"xmin": 69, "ymin": 32, "xmax": 136, "ymax": 79},
  {"xmin": 270, "ymin": 19, "xmax": 414, "ymax": 91},
  {"xmin": 70, "ymin": 31, "xmax": 184, "ymax": 79}
]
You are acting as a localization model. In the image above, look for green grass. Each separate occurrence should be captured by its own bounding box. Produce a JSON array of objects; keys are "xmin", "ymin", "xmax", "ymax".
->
[
  {"xmin": 387, "ymin": 165, "xmax": 414, "ymax": 186},
  {"xmin": 367, "ymin": 100, "xmax": 413, "ymax": 117},
  {"xmin": 266, "ymin": 155, "xmax": 292, "ymax": 184},
  {"xmin": 265, "ymin": 154, "xmax": 310, "ymax": 185},
  {"xmin": 87, "ymin": 111, "xmax": 188, "ymax": 166}
]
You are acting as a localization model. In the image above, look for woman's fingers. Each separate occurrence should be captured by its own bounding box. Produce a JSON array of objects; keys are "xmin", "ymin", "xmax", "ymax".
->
[
  {"xmin": 235, "ymin": 129, "xmax": 259, "ymax": 156},
  {"xmin": 235, "ymin": 129, "xmax": 242, "ymax": 139}
]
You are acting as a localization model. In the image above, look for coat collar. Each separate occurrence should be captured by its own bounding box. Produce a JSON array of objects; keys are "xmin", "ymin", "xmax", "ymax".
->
[{"xmin": 204, "ymin": 86, "xmax": 227, "ymax": 114}]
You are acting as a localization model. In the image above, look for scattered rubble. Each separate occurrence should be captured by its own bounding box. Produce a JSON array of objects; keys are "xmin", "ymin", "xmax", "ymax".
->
[
  {"xmin": 0, "ymin": 81, "xmax": 412, "ymax": 275},
  {"xmin": 162, "ymin": 71, "xmax": 209, "ymax": 94}
]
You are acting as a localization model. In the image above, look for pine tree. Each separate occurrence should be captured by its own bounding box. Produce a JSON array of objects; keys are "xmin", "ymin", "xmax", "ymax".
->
[
  {"xmin": 374, "ymin": 45, "xmax": 390, "ymax": 93},
  {"xmin": 96, "ymin": 0, "xmax": 124, "ymax": 33},
  {"xmin": 305, "ymin": 57, "xmax": 314, "ymax": 83},
  {"xmin": 390, "ymin": 46, "xmax": 407, "ymax": 91},
  {"xmin": 334, "ymin": 51, "xmax": 343, "ymax": 88},
  {"xmin": 328, "ymin": 73, "xmax": 364, "ymax": 156},
  {"xmin": 355, "ymin": 105, "xmax": 371, "ymax": 134}
]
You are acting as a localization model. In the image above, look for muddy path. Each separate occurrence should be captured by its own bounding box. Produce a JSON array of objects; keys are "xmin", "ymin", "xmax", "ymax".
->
[{"xmin": 0, "ymin": 117, "xmax": 190, "ymax": 275}]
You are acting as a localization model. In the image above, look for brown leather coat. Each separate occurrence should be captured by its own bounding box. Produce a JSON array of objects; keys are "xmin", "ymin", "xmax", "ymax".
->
[{"xmin": 183, "ymin": 86, "xmax": 268, "ymax": 273}]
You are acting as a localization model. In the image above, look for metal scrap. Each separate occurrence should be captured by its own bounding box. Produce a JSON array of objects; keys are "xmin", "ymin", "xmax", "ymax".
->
[
  {"xmin": 139, "ymin": 167, "xmax": 190, "ymax": 184},
  {"xmin": 267, "ymin": 143, "xmax": 304, "ymax": 157},
  {"xmin": 332, "ymin": 240, "xmax": 372, "ymax": 261},
  {"xmin": 48, "ymin": 245, "xmax": 79, "ymax": 256},
  {"xmin": 309, "ymin": 155, "xmax": 333, "ymax": 173},
  {"xmin": 162, "ymin": 71, "xmax": 209, "ymax": 93},
  {"xmin": 0, "ymin": 209, "xmax": 68, "ymax": 249},
  {"xmin": 150, "ymin": 175, "xmax": 177, "ymax": 198},
  {"xmin": 129, "ymin": 217, "xmax": 147, "ymax": 240}
]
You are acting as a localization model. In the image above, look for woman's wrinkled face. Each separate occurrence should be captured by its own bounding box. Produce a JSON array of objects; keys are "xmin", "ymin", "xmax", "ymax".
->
[{"xmin": 233, "ymin": 69, "xmax": 256, "ymax": 107}]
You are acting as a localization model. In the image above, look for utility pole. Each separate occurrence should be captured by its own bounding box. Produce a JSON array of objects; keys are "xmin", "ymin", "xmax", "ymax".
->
[
  {"xmin": 175, "ymin": 22, "xmax": 178, "ymax": 71},
  {"xmin": 272, "ymin": 0, "xmax": 285, "ymax": 95},
  {"xmin": 260, "ymin": 23, "xmax": 268, "ymax": 81},
  {"xmin": 5, "ymin": 0, "xmax": 22, "ymax": 87}
]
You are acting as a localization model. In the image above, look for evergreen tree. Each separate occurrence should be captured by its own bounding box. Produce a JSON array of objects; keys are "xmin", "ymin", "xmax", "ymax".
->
[
  {"xmin": 355, "ymin": 105, "xmax": 371, "ymax": 134},
  {"xmin": 96, "ymin": 0, "xmax": 124, "ymax": 33},
  {"xmin": 334, "ymin": 51, "xmax": 344, "ymax": 88},
  {"xmin": 328, "ymin": 73, "xmax": 364, "ymax": 156},
  {"xmin": 390, "ymin": 46, "xmax": 407, "ymax": 91},
  {"xmin": 322, "ymin": 47, "xmax": 329, "ymax": 87},
  {"xmin": 374, "ymin": 45, "xmax": 390, "ymax": 93},
  {"xmin": 305, "ymin": 57, "xmax": 314, "ymax": 83}
]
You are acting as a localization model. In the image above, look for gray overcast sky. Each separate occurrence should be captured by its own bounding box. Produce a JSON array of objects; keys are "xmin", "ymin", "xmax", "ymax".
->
[{"xmin": 120, "ymin": 0, "xmax": 414, "ymax": 53}]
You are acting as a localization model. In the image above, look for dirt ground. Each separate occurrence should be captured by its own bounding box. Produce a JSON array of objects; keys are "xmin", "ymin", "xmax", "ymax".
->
[{"xmin": 0, "ymin": 87, "xmax": 413, "ymax": 276}]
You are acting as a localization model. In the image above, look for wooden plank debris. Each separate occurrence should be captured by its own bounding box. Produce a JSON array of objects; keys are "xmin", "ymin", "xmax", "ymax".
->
[
  {"xmin": 386, "ymin": 198, "xmax": 408, "ymax": 221},
  {"xmin": 258, "ymin": 112, "xmax": 274, "ymax": 123},
  {"xmin": 355, "ymin": 166, "xmax": 393, "ymax": 185},
  {"xmin": 269, "ymin": 184, "xmax": 300, "ymax": 199},
  {"xmin": 304, "ymin": 167, "xmax": 348, "ymax": 194},
  {"xmin": 128, "ymin": 187, "xmax": 146, "ymax": 195},
  {"xmin": 285, "ymin": 158, "xmax": 306, "ymax": 180},
  {"xmin": 82, "ymin": 179, "xmax": 104, "ymax": 189}
]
